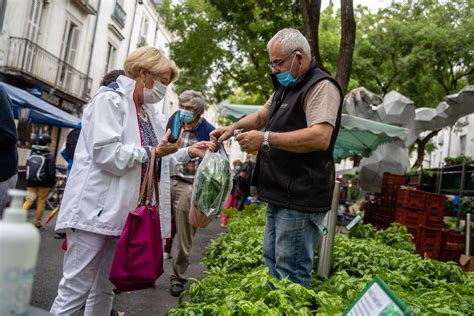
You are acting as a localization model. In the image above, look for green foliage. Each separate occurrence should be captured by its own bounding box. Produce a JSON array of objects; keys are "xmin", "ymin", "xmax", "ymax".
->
[
  {"xmin": 161, "ymin": 0, "xmax": 472, "ymax": 108},
  {"xmin": 348, "ymin": 223, "xmax": 375, "ymax": 239},
  {"xmin": 169, "ymin": 205, "xmax": 473, "ymax": 315},
  {"xmin": 375, "ymin": 223, "xmax": 416, "ymax": 253},
  {"xmin": 444, "ymin": 155, "xmax": 474, "ymax": 166},
  {"xmin": 460, "ymin": 197, "xmax": 474, "ymax": 214},
  {"xmin": 160, "ymin": 0, "xmax": 301, "ymax": 103},
  {"xmin": 353, "ymin": 0, "xmax": 473, "ymax": 107}
]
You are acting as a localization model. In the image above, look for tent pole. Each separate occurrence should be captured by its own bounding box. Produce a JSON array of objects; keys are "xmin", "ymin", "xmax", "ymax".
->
[
  {"xmin": 54, "ymin": 127, "xmax": 61, "ymax": 159},
  {"xmin": 317, "ymin": 180, "xmax": 341, "ymax": 277}
]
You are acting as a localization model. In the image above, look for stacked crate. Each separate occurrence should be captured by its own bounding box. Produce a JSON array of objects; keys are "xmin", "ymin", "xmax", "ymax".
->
[
  {"xmin": 395, "ymin": 189, "xmax": 446, "ymax": 259},
  {"xmin": 364, "ymin": 173, "xmax": 405, "ymax": 228},
  {"xmin": 439, "ymin": 229, "xmax": 472, "ymax": 262}
]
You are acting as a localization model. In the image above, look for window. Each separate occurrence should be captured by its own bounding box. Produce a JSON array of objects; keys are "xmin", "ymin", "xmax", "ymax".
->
[
  {"xmin": 0, "ymin": 0, "xmax": 8, "ymax": 32},
  {"xmin": 105, "ymin": 43, "xmax": 117, "ymax": 73},
  {"xmin": 460, "ymin": 135, "xmax": 466, "ymax": 156},
  {"xmin": 59, "ymin": 19, "xmax": 80, "ymax": 88},
  {"xmin": 23, "ymin": 0, "xmax": 43, "ymax": 72},
  {"xmin": 138, "ymin": 16, "xmax": 149, "ymax": 47},
  {"xmin": 25, "ymin": 0, "xmax": 43, "ymax": 42}
]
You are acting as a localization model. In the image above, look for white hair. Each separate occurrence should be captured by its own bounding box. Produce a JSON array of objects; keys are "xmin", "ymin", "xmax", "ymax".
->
[
  {"xmin": 178, "ymin": 90, "xmax": 207, "ymax": 114},
  {"xmin": 267, "ymin": 28, "xmax": 311, "ymax": 57}
]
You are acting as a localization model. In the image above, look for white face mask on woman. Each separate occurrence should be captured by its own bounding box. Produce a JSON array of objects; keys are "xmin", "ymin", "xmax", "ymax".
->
[{"xmin": 143, "ymin": 78, "xmax": 167, "ymax": 104}]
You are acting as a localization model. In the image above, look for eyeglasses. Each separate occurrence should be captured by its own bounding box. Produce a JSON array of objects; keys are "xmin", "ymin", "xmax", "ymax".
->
[
  {"xmin": 267, "ymin": 50, "xmax": 298, "ymax": 70},
  {"xmin": 179, "ymin": 103, "xmax": 195, "ymax": 111}
]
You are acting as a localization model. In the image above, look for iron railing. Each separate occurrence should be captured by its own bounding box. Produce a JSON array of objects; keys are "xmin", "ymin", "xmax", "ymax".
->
[
  {"xmin": 112, "ymin": 1, "xmax": 126, "ymax": 28},
  {"xmin": 5, "ymin": 37, "xmax": 92, "ymax": 100}
]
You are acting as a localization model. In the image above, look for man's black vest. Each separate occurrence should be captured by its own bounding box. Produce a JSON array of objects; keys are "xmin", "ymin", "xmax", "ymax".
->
[{"xmin": 255, "ymin": 59, "xmax": 343, "ymax": 212}]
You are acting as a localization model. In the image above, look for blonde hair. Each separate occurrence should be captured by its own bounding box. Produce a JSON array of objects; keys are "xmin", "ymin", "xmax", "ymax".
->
[{"xmin": 124, "ymin": 47, "xmax": 179, "ymax": 83}]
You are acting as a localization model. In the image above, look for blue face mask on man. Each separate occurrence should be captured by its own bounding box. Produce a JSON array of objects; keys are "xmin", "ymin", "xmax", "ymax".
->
[
  {"xmin": 180, "ymin": 109, "xmax": 194, "ymax": 123},
  {"xmin": 276, "ymin": 71, "xmax": 298, "ymax": 87},
  {"xmin": 275, "ymin": 54, "xmax": 300, "ymax": 87}
]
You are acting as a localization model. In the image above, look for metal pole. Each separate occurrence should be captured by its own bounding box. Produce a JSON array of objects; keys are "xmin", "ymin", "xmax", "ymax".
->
[
  {"xmin": 418, "ymin": 165, "xmax": 423, "ymax": 188},
  {"xmin": 437, "ymin": 163, "xmax": 444, "ymax": 194},
  {"xmin": 457, "ymin": 161, "xmax": 466, "ymax": 226},
  {"xmin": 317, "ymin": 181, "xmax": 340, "ymax": 277},
  {"xmin": 466, "ymin": 213, "xmax": 471, "ymax": 256}
]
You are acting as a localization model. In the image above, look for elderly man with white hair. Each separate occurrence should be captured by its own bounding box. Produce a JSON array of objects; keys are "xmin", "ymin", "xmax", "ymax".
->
[
  {"xmin": 168, "ymin": 90, "xmax": 215, "ymax": 297},
  {"xmin": 211, "ymin": 28, "xmax": 344, "ymax": 287}
]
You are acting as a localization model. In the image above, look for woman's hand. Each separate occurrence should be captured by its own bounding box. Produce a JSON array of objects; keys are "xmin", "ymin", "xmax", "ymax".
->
[
  {"xmin": 188, "ymin": 141, "xmax": 216, "ymax": 158},
  {"xmin": 155, "ymin": 129, "xmax": 180, "ymax": 158}
]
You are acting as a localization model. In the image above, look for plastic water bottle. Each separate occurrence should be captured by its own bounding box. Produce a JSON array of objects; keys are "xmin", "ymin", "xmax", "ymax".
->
[{"xmin": 0, "ymin": 189, "xmax": 40, "ymax": 315}]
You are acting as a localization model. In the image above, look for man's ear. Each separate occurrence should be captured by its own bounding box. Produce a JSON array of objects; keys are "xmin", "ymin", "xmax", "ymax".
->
[{"xmin": 296, "ymin": 51, "xmax": 303, "ymax": 61}]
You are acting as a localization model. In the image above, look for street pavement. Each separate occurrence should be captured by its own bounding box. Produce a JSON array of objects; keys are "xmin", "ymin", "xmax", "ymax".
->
[{"xmin": 29, "ymin": 209, "xmax": 224, "ymax": 315}]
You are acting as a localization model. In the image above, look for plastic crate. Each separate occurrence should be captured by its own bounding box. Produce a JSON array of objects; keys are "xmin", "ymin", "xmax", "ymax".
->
[
  {"xmin": 442, "ymin": 229, "xmax": 465, "ymax": 244},
  {"xmin": 405, "ymin": 224, "xmax": 421, "ymax": 249},
  {"xmin": 425, "ymin": 193, "xmax": 446, "ymax": 212},
  {"xmin": 397, "ymin": 189, "xmax": 427, "ymax": 210},
  {"xmin": 422, "ymin": 208, "xmax": 444, "ymax": 229},
  {"xmin": 382, "ymin": 173, "xmax": 406, "ymax": 186},
  {"xmin": 421, "ymin": 245, "xmax": 440, "ymax": 260},
  {"xmin": 395, "ymin": 207, "xmax": 422, "ymax": 227},
  {"xmin": 439, "ymin": 248, "xmax": 463, "ymax": 262},
  {"xmin": 419, "ymin": 227, "xmax": 442, "ymax": 253}
]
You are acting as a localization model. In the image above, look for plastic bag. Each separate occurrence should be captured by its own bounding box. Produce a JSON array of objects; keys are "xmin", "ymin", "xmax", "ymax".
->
[{"xmin": 191, "ymin": 149, "xmax": 233, "ymax": 217}]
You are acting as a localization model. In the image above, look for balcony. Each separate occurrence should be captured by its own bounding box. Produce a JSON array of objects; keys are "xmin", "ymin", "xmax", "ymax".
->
[
  {"xmin": 4, "ymin": 37, "xmax": 92, "ymax": 102},
  {"xmin": 72, "ymin": 0, "xmax": 98, "ymax": 15},
  {"xmin": 112, "ymin": 1, "xmax": 127, "ymax": 28}
]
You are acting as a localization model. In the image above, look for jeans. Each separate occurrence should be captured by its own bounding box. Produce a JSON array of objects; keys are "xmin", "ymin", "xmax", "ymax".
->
[{"xmin": 263, "ymin": 204, "xmax": 327, "ymax": 288}]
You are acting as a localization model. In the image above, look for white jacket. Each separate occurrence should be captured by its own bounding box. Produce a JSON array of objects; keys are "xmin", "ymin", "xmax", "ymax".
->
[{"xmin": 55, "ymin": 76, "xmax": 189, "ymax": 238}]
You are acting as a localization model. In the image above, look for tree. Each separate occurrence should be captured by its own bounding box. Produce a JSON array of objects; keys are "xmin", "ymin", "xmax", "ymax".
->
[
  {"xmin": 160, "ymin": 0, "xmax": 358, "ymax": 101},
  {"xmin": 351, "ymin": 0, "xmax": 473, "ymax": 168},
  {"xmin": 335, "ymin": 0, "xmax": 356, "ymax": 93},
  {"xmin": 160, "ymin": 0, "xmax": 301, "ymax": 103}
]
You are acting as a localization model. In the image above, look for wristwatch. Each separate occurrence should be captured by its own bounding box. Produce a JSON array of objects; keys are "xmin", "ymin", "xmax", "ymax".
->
[{"xmin": 261, "ymin": 131, "xmax": 271, "ymax": 151}]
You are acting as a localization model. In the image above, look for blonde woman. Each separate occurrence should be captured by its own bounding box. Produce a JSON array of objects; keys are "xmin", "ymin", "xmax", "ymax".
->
[{"xmin": 50, "ymin": 47, "xmax": 213, "ymax": 315}]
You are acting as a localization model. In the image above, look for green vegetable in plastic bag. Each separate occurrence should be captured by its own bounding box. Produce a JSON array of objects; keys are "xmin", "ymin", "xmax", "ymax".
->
[{"xmin": 192, "ymin": 150, "xmax": 233, "ymax": 217}]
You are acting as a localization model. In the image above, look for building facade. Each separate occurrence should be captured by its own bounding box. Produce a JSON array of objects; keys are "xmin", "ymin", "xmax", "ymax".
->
[
  {"xmin": 425, "ymin": 114, "xmax": 474, "ymax": 168},
  {"xmin": 0, "ymin": 0, "xmax": 178, "ymax": 121},
  {"xmin": 0, "ymin": 0, "xmax": 179, "ymax": 165}
]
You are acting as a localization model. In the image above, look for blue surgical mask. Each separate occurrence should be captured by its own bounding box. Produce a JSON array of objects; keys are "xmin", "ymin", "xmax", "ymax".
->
[
  {"xmin": 276, "ymin": 71, "xmax": 298, "ymax": 87},
  {"xmin": 275, "ymin": 54, "xmax": 300, "ymax": 87},
  {"xmin": 235, "ymin": 165, "xmax": 241, "ymax": 172},
  {"xmin": 180, "ymin": 109, "xmax": 194, "ymax": 123}
]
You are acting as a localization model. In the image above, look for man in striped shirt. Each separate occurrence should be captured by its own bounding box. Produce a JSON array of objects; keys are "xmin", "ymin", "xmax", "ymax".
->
[{"xmin": 168, "ymin": 90, "xmax": 215, "ymax": 297}]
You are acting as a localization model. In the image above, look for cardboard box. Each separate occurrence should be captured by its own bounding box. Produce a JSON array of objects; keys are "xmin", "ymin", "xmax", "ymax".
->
[{"xmin": 459, "ymin": 255, "xmax": 474, "ymax": 272}]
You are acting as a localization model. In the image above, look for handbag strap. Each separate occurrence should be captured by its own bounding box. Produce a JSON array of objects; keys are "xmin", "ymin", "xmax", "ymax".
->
[
  {"xmin": 144, "ymin": 149, "xmax": 160, "ymax": 206},
  {"xmin": 137, "ymin": 149, "xmax": 155, "ymax": 205}
]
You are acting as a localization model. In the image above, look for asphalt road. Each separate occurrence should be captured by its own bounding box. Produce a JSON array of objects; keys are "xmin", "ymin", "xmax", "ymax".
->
[{"xmin": 29, "ymin": 209, "xmax": 224, "ymax": 315}]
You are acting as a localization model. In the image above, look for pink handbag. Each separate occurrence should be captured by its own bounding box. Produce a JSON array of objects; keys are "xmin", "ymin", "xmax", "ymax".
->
[{"xmin": 109, "ymin": 151, "xmax": 164, "ymax": 291}]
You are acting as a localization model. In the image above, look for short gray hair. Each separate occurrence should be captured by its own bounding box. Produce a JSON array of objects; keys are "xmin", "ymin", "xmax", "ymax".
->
[
  {"xmin": 267, "ymin": 28, "xmax": 311, "ymax": 57},
  {"xmin": 178, "ymin": 90, "xmax": 207, "ymax": 114}
]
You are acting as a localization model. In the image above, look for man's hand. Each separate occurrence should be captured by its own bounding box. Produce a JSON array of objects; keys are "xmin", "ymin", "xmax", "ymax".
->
[
  {"xmin": 155, "ymin": 129, "xmax": 180, "ymax": 158},
  {"xmin": 188, "ymin": 141, "xmax": 216, "ymax": 158},
  {"xmin": 236, "ymin": 130, "xmax": 264, "ymax": 152},
  {"xmin": 209, "ymin": 126, "xmax": 235, "ymax": 144}
]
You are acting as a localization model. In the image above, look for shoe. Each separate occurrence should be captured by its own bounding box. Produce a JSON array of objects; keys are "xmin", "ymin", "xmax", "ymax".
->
[
  {"xmin": 34, "ymin": 224, "xmax": 43, "ymax": 230},
  {"xmin": 170, "ymin": 283, "xmax": 185, "ymax": 297},
  {"xmin": 163, "ymin": 252, "xmax": 171, "ymax": 259},
  {"xmin": 54, "ymin": 232, "xmax": 66, "ymax": 239}
]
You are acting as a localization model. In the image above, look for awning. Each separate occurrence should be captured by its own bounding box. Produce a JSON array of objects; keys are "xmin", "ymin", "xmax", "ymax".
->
[
  {"xmin": 219, "ymin": 104, "xmax": 407, "ymax": 162},
  {"xmin": 0, "ymin": 81, "xmax": 81, "ymax": 128},
  {"xmin": 336, "ymin": 115, "xmax": 407, "ymax": 162}
]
